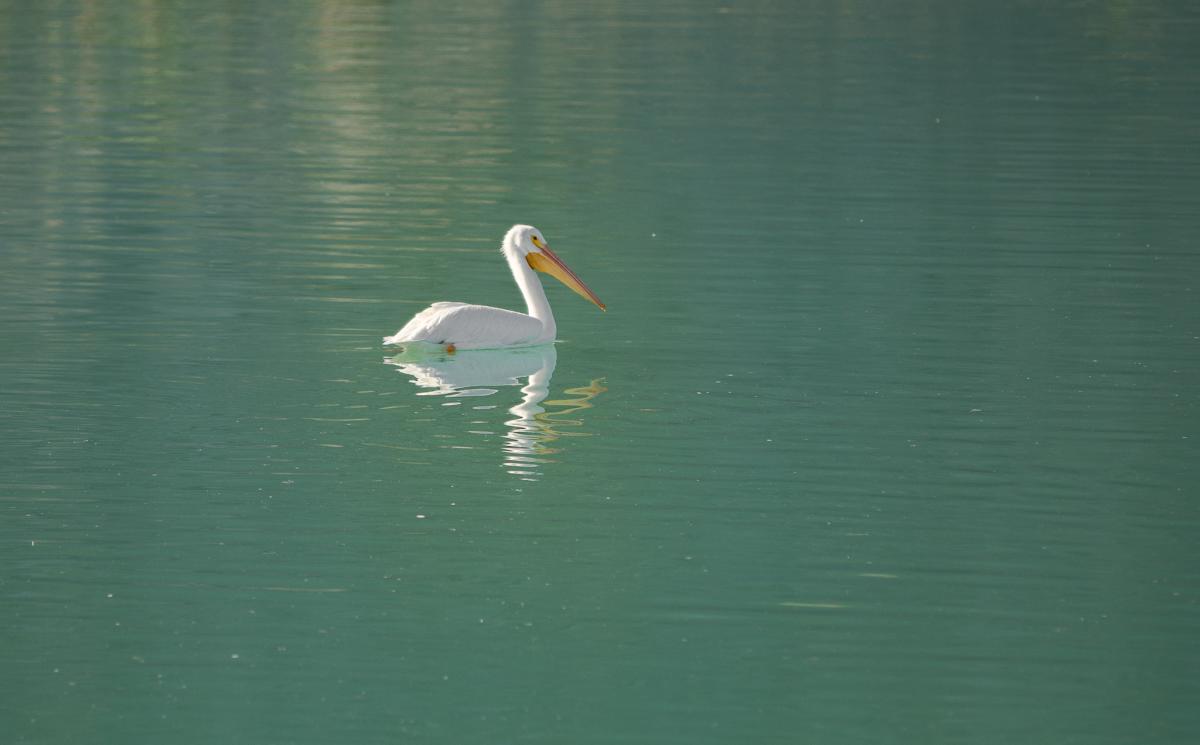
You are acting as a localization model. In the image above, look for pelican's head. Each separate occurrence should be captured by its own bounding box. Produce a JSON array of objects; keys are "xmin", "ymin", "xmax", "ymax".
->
[{"xmin": 505, "ymin": 224, "xmax": 606, "ymax": 311}]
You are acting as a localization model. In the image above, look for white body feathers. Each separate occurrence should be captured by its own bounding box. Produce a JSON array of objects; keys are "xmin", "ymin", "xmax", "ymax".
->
[{"xmin": 383, "ymin": 301, "xmax": 551, "ymax": 350}]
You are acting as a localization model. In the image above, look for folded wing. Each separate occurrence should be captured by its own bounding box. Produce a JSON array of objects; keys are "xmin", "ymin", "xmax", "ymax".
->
[{"xmin": 383, "ymin": 302, "xmax": 549, "ymax": 350}]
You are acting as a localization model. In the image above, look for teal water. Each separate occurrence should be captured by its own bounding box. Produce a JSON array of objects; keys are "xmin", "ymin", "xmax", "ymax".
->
[{"xmin": 2, "ymin": 2, "xmax": 1199, "ymax": 743}]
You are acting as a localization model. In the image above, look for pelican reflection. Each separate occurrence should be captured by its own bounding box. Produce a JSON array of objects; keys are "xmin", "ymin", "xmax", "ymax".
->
[{"xmin": 384, "ymin": 345, "xmax": 605, "ymax": 479}]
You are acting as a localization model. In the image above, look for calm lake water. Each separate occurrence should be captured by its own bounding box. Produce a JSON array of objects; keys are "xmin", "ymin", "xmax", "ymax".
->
[{"xmin": 2, "ymin": 2, "xmax": 1198, "ymax": 743}]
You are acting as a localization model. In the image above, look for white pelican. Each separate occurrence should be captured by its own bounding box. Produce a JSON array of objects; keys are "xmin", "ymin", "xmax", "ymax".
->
[{"xmin": 383, "ymin": 224, "xmax": 605, "ymax": 352}]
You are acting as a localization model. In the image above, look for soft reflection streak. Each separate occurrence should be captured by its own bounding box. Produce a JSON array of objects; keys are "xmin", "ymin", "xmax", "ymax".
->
[{"xmin": 385, "ymin": 345, "xmax": 604, "ymax": 480}]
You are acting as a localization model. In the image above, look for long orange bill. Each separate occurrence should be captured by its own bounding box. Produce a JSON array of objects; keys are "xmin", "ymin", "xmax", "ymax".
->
[{"xmin": 527, "ymin": 245, "xmax": 606, "ymax": 311}]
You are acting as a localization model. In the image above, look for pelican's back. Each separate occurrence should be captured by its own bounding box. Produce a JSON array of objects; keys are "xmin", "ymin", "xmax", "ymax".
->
[{"xmin": 383, "ymin": 302, "xmax": 549, "ymax": 350}]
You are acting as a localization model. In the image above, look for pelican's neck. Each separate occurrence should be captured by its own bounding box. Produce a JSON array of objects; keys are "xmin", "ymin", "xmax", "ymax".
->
[{"xmin": 504, "ymin": 236, "xmax": 556, "ymax": 339}]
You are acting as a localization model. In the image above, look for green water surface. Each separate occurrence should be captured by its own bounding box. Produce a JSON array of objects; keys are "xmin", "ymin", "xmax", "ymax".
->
[{"xmin": 2, "ymin": 2, "xmax": 1198, "ymax": 743}]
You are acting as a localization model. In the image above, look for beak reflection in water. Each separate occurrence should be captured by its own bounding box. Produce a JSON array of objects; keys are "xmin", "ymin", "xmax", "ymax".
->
[{"xmin": 384, "ymin": 345, "xmax": 605, "ymax": 480}]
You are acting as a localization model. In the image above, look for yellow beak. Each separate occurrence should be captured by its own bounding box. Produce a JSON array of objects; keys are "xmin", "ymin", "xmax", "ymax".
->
[{"xmin": 526, "ymin": 241, "xmax": 606, "ymax": 311}]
